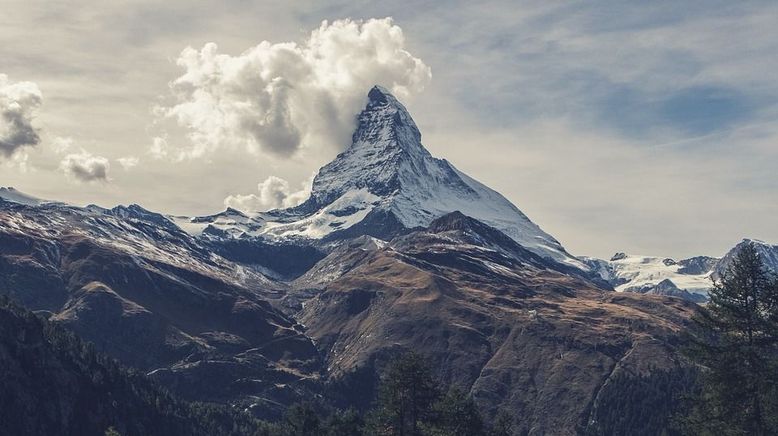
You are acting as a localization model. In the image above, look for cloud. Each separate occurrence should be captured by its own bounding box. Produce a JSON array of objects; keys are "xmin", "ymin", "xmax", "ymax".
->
[
  {"xmin": 148, "ymin": 136, "xmax": 169, "ymax": 159},
  {"xmin": 158, "ymin": 17, "xmax": 431, "ymax": 160},
  {"xmin": 1, "ymin": 150, "xmax": 31, "ymax": 173},
  {"xmin": 224, "ymin": 175, "xmax": 312, "ymax": 212},
  {"xmin": 0, "ymin": 74, "xmax": 42, "ymax": 158},
  {"xmin": 117, "ymin": 156, "xmax": 139, "ymax": 169},
  {"xmin": 3, "ymin": 1, "xmax": 777, "ymax": 259},
  {"xmin": 60, "ymin": 150, "xmax": 110, "ymax": 182},
  {"xmin": 51, "ymin": 136, "xmax": 74, "ymax": 154}
]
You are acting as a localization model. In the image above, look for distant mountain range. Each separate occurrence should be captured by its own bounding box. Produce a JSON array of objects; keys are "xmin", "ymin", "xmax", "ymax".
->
[
  {"xmin": 1, "ymin": 87, "xmax": 775, "ymax": 435},
  {"xmin": 580, "ymin": 238, "xmax": 778, "ymax": 303}
]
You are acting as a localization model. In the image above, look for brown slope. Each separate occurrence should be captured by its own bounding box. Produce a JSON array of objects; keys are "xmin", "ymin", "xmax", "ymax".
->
[{"xmin": 299, "ymin": 214, "xmax": 695, "ymax": 435}]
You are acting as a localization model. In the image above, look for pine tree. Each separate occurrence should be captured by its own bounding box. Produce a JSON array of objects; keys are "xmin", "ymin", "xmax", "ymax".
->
[
  {"xmin": 283, "ymin": 402, "xmax": 321, "ymax": 436},
  {"xmin": 324, "ymin": 408, "xmax": 363, "ymax": 436},
  {"xmin": 682, "ymin": 243, "xmax": 778, "ymax": 435},
  {"xmin": 424, "ymin": 388, "xmax": 485, "ymax": 436},
  {"xmin": 368, "ymin": 352, "xmax": 440, "ymax": 436}
]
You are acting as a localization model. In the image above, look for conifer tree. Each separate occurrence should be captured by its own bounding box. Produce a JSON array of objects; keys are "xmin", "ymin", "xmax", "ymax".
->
[
  {"xmin": 425, "ymin": 388, "xmax": 485, "ymax": 436},
  {"xmin": 368, "ymin": 352, "xmax": 440, "ymax": 436},
  {"xmin": 283, "ymin": 402, "xmax": 321, "ymax": 436},
  {"xmin": 682, "ymin": 243, "xmax": 778, "ymax": 435}
]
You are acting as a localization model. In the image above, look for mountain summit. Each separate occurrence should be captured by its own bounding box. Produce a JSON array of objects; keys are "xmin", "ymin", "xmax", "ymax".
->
[
  {"xmin": 303, "ymin": 85, "xmax": 429, "ymax": 207},
  {"xmin": 186, "ymin": 86, "xmax": 584, "ymax": 268}
]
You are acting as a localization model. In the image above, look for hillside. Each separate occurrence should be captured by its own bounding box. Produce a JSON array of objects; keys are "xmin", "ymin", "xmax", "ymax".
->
[
  {"xmin": 299, "ymin": 213, "xmax": 697, "ymax": 435},
  {"xmin": 0, "ymin": 296, "xmax": 272, "ymax": 436}
]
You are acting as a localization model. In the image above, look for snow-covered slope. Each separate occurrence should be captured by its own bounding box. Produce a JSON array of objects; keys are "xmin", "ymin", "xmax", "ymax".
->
[
  {"xmin": 182, "ymin": 86, "xmax": 584, "ymax": 269},
  {"xmin": 0, "ymin": 195, "xmax": 279, "ymax": 291},
  {"xmin": 0, "ymin": 187, "xmax": 49, "ymax": 206},
  {"xmin": 583, "ymin": 239, "xmax": 778, "ymax": 302},
  {"xmin": 581, "ymin": 253, "xmax": 716, "ymax": 301}
]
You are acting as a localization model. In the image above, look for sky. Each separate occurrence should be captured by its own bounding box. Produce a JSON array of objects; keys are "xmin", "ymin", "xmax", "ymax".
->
[{"xmin": 1, "ymin": 0, "xmax": 777, "ymax": 259}]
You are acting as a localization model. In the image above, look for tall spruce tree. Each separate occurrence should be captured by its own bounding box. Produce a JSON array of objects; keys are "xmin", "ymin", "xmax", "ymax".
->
[{"xmin": 682, "ymin": 243, "xmax": 778, "ymax": 435}]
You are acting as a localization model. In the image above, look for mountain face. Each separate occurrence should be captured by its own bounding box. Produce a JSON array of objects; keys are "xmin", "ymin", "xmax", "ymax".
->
[
  {"xmin": 182, "ymin": 86, "xmax": 585, "ymax": 270},
  {"xmin": 298, "ymin": 212, "xmax": 695, "ymax": 434},
  {"xmin": 714, "ymin": 238, "xmax": 778, "ymax": 280},
  {"xmin": 0, "ymin": 87, "xmax": 723, "ymax": 434},
  {"xmin": 0, "ymin": 198, "xmax": 321, "ymax": 419}
]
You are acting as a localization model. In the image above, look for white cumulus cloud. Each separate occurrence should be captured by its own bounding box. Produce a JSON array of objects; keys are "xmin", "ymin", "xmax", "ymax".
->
[
  {"xmin": 158, "ymin": 17, "xmax": 431, "ymax": 161},
  {"xmin": 0, "ymin": 74, "xmax": 43, "ymax": 158},
  {"xmin": 60, "ymin": 150, "xmax": 110, "ymax": 182},
  {"xmin": 224, "ymin": 175, "xmax": 313, "ymax": 212}
]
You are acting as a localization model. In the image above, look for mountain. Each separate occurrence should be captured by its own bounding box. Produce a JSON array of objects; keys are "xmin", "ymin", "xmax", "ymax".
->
[
  {"xmin": 298, "ymin": 211, "xmax": 695, "ymax": 435},
  {"xmin": 582, "ymin": 239, "xmax": 778, "ymax": 302},
  {"xmin": 179, "ymin": 86, "xmax": 586, "ymax": 271},
  {"xmin": 0, "ymin": 198, "xmax": 322, "ymax": 419},
  {"xmin": 580, "ymin": 253, "xmax": 715, "ymax": 302},
  {"xmin": 0, "ymin": 87, "xmax": 706, "ymax": 435},
  {"xmin": 714, "ymin": 238, "xmax": 778, "ymax": 280},
  {"xmin": 0, "ymin": 186, "xmax": 49, "ymax": 206}
]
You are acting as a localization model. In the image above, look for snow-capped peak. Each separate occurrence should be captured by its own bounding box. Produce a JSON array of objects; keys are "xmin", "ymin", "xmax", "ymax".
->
[
  {"xmin": 353, "ymin": 85, "xmax": 425, "ymax": 154},
  {"xmin": 301, "ymin": 85, "xmax": 429, "ymax": 210},
  {"xmin": 182, "ymin": 86, "xmax": 585, "ymax": 268}
]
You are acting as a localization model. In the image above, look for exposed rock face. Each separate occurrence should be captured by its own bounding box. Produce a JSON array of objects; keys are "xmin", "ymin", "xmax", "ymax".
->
[
  {"xmin": 646, "ymin": 278, "xmax": 707, "ymax": 303},
  {"xmin": 677, "ymin": 256, "xmax": 719, "ymax": 275}
]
